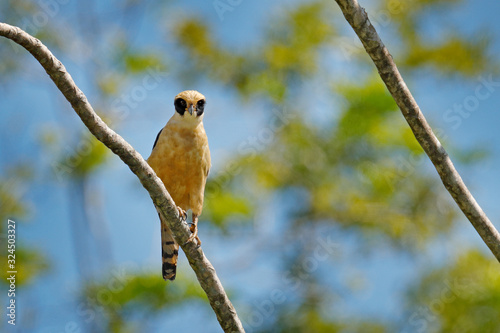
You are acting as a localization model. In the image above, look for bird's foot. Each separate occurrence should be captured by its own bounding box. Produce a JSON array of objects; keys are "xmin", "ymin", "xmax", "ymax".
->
[
  {"xmin": 177, "ymin": 206, "xmax": 187, "ymax": 220},
  {"xmin": 184, "ymin": 223, "xmax": 201, "ymax": 247}
]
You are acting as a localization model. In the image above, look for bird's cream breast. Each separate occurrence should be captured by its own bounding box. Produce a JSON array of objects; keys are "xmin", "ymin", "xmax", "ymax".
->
[{"xmin": 147, "ymin": 121, "xmax": 210, "ymax": 214}]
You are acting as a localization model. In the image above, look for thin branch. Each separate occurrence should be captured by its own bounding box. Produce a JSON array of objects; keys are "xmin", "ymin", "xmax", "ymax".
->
[
  {"xmin": 0, "ymin": 23, "xmax": 245, "ymax": 332},
  {"xmin": 333, "ymin": 0, "xmax": 500, "ymax": 261}
]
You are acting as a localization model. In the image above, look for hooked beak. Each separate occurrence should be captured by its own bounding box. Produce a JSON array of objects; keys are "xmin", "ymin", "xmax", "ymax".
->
[{"xmin": 188, "ymin": 105, "xmax": 194, "ymax": 116}]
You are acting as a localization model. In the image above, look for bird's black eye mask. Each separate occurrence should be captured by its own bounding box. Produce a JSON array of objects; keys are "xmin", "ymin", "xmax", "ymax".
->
[
  {"xmin": 196, "ymin": 99, "xmax": 206, "ymax": 116},
  {"xmin": 174, "ymin": 98, "xmax": 187, "ymax": 116}
]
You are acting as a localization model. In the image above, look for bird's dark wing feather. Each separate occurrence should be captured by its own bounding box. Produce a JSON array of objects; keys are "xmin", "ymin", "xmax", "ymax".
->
[{"xmin": 152, "ymin": 128, "xmax": 163, "ymax": 150}]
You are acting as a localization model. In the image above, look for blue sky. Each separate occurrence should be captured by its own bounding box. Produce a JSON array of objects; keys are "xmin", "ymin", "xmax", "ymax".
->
[{"xmin": 1, "ymin": 0, "xmax": 500, "ymax": 332}]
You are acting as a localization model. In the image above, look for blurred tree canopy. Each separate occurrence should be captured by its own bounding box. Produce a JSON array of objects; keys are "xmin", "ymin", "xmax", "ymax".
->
[{"xmin": 1, "ymin": 0, "xmax": 499, "ymax": 332}]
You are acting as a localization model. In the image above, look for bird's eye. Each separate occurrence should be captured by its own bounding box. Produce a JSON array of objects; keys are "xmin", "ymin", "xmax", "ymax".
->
[
  {"xmin": 174, "ymin": 98, "xmax": 188, "ymax": 115},
  {"xmin": 197, "ymin": 100, "xmax": 205, "ymax": 107},
  {"xmin": 175, "ymin": 98, "xmax": 187, "ymax": 108}
]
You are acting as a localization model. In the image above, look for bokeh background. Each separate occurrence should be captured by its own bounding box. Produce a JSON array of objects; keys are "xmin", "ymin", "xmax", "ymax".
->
[{"xmin": 1, "ymin": 0, "xmax": 500, "ymax": 332}]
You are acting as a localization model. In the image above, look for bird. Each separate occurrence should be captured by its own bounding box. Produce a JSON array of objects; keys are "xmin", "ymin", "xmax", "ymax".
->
[{"xmin": 147, "ymin": 90, "xmax": 211, "ymax": 281}]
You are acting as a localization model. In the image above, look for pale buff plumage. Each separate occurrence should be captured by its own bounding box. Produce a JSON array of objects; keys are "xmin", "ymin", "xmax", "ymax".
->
[{"xmin": 147, "ymin": 90, "xmax": 211, "ymax": 280}]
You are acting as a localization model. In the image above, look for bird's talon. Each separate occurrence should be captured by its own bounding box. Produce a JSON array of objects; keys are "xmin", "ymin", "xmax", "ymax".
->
[
  {"xmin": 183, "ymin": 226, "xmax": 201, "ymax": 246},
  {"xmin": 177, "ymin": 206, "xmax": 187, "ymax": 220}
]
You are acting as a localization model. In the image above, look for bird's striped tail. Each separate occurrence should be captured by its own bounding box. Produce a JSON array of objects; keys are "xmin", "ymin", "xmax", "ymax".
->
[{"xmin": 159, "ymin": 213, "xmax": 179, "ymax": 281}]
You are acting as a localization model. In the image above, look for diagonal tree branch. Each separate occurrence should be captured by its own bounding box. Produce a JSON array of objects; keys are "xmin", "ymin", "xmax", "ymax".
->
[
  {"xmin": 333, "ymin": 0, "xmax": 500, "ymax": 261},
  {"xmin": 0, "ymin": 22, "xmax": 245, "ymax": 333}
]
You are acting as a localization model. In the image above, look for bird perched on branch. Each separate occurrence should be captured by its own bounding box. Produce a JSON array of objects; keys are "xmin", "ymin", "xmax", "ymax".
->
[{"xmin": 147, "ymin": 90, "xmax": 211, "ymax": 281}]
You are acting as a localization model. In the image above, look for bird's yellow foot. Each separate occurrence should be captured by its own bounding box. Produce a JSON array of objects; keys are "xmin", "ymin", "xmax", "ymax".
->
[
  {"xmin": 177, "ymin": 206, "xmax": 187, "ymax": 220},
  {"xmin": 186, "ymin": 223, "xmax": 201, "ymax": 245},
  {"xmin": 184, "ymin": 215, "xmax": 201, "ymax": 246}
]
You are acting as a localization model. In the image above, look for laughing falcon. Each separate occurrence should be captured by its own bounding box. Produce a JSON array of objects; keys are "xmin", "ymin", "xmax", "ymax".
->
[{"xmin": 147, "ymin": 90, "xmax": 211, "ymax": 281}]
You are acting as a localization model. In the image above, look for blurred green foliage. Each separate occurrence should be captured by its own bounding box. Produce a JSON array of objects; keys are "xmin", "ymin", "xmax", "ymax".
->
[
  {"xmin": 403, "ymin": 36, "xmax": 490, "ymax": 76},
  {"xmin": 262, "ymin": 307, "xmax": 388, "ymax": 333},
  {"xmin": 174, "ymin": 1, "xmax": 335, "ymax": 102},
  {"xmin": 83, "ymin": 273, "xmax": 206, "ymax": 332},
  {"xmin": 0, "ymin": 168, "xmax": 49, "ymax": 287},
  {"xmin": 0, "ymin": 246, "xmax": 50, "ymax": 285},
  {"xmin": 63, "ymin": 134, "xmax": 109, "ymax": 178},
  {"xmin": 381, "ymin": 0, "xmax": 492, "ymax": 76},
  {"xmin": 123, "ymin": 53, "xmax": 164, "ymax": 74},
  {"xmin": 407, "ymin": 250, "xmax": 500, "ymax": 332},
  {"xmin": 1, "ymin": 0, "xmax": 498, "ymax": 332},
  {"xmin": 203, "ymin": 188, "xmax": 252, "ymax": 229}
]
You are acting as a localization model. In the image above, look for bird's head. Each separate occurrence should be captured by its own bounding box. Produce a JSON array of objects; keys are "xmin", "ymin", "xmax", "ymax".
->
[{"xmin": 173, "ymin": 90, "xmax": 206, "ymax": 125}]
